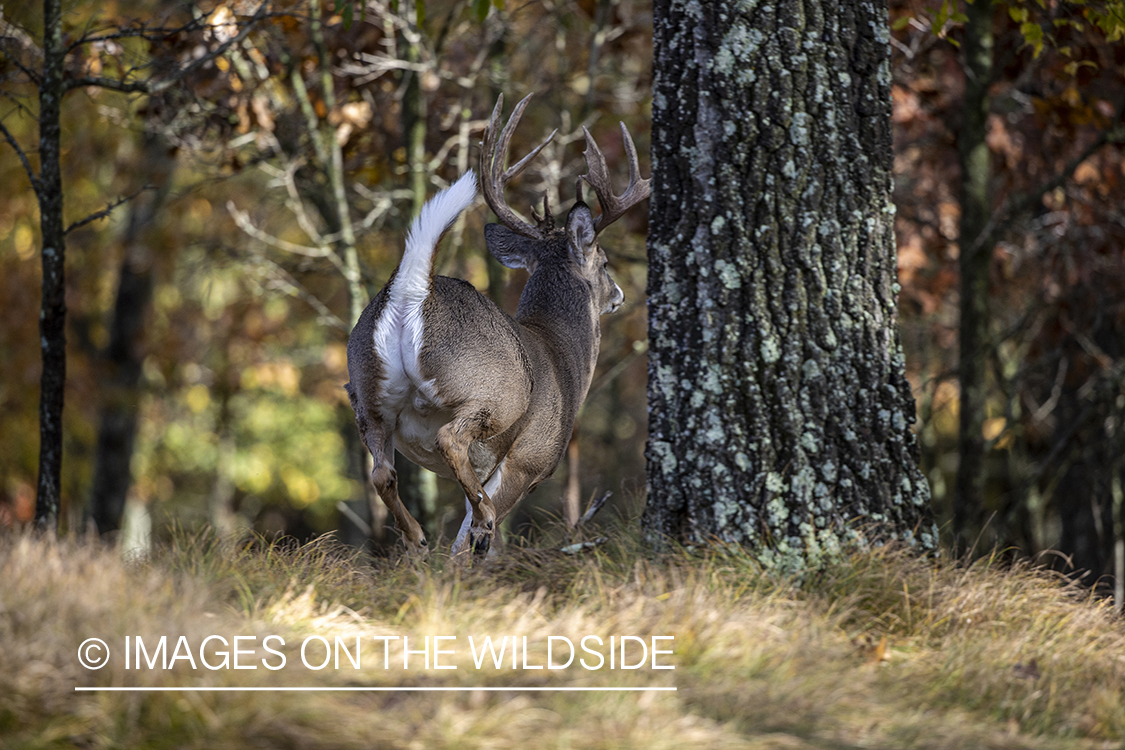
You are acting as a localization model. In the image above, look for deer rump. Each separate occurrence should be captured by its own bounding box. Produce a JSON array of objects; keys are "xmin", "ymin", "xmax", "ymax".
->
[
  {"xmin": 365, "ymin": 172, "xmax": 536, "ymax": 484},
  {"xmin": 386, "ymin": 275, "xmax": 537, "ymax": 481},
  {"xmin": 346, "ymin": 94, "xmax": 648, "ymax": 560}
]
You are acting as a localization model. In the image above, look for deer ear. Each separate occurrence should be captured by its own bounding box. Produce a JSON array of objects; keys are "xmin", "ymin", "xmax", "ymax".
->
[
  {"xmin": 485, "ymin": 223, "xmax": 540, "ymax": 270},
  {"xmin": 566, "ymin": 202, "xmax": 596, "ymax": 266}
]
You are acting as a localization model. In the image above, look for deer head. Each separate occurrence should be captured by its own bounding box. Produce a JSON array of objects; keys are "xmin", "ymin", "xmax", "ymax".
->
[{"xmin": 481, "ymin": 94, "xmax": 650, "ymax": 317}]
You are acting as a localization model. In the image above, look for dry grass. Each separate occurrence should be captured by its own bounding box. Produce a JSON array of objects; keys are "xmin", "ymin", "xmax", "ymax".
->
[{"xmin": 1, "ymin": 522, "xmax": 1123, "ymax": 749}]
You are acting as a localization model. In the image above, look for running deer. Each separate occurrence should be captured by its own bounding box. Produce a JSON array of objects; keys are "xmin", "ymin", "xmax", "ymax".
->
[{"xmin": 345, "ymin": 94, "xmax": 649, "ymax": 558}]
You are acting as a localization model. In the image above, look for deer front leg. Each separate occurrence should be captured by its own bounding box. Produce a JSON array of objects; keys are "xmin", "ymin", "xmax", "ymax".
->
[{"xmin": 437, "ymin": 413, "xmax": 498, "ymax": 557}]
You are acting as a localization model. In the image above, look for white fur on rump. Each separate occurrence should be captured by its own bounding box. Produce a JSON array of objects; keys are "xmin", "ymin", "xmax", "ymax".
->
[{"xmin": 371, "ymin": 171, "xmax": 478, "ymax": 429}]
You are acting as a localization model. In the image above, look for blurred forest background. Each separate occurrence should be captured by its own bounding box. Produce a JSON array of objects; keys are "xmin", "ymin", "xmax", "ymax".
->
[{"xmin": 1, "ymin": 0, "xmax": 1123, "ymax": 588}]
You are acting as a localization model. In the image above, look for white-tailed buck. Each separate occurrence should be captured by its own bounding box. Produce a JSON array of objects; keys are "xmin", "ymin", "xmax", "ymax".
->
[{"xmin": 346, "ymin": 94, "xmax": 649, "ymax": 558}]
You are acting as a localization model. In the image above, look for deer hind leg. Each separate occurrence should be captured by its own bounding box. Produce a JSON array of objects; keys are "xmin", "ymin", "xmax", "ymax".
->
[
  {"xmin": 369, "ymin": 439, "xmax": 428, "ymax": 554},
  {"xmin": 436, "ymin": 408, "xmax": 505, "ymax": 557},
  {"xmin": 350, "ymin": 399, "xmax": 427, "ymax": 553},
  {"xmin": 451, "ymin": 458, "xmax": 538, "ymax": 560}
]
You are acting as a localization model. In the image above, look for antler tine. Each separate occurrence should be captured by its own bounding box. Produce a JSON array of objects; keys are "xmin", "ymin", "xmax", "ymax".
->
[
  {"xmin": 529, "ymin": 194, "xmax": 556, "ymax": 233},
  {"xmin": 481, "ymin": 93, "xmax": 558, "ymax": 239},
  {"xmin": 581, "ymin": 123, "xmax": 651, "ymax": 234}
]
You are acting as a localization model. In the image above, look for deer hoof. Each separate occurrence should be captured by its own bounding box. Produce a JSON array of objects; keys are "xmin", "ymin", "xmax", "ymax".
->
[{"xmin": 470, "ymin": 530, "xmax": 492, "ymax": 556}]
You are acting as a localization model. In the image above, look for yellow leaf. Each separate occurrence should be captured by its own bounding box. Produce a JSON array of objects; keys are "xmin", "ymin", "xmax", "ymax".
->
[
  {"xmin": 185, "ymin": 384, "xmax": 211, "ymax": 414},
  {"xmin": 982, "ymin": 417, "xmax": 1006, "ymax": 441}
]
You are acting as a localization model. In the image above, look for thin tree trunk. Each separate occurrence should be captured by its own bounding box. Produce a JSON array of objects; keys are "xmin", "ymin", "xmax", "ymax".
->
[
  {"xmin": 292, "ymin": 0, "xmax": 378, "ymax": 547},
  {"xmin": 403, "ymin": 0, "xmax": 427, "ymax": 220},
  {"xmin": 486, "ymin": 22, "xmax": 510, "ymax": 306},
  {"xmin": 644, "ymin": 0, "xmax": 933, "ymax": 568},
  {"xmin": 953, "ymin": 0, "xmax": 994, "ymax": 544},
  {"xmin": 1113, "ymin": 471, "xmax": 1123, "ymax": 613},
  {"xmin": 392, "ymin": 2, "xmax": 439, "ymax": 540},
  {"xmin": 34, "ymin": 0, "xmax": 67, "ymax": 530},
  {"xmin": 89, "ymin": 131, "xmax": 174, "ymax": 536}
]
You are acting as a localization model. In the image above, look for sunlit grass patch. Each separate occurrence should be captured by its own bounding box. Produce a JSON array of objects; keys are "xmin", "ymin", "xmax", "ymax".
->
[{"xmin": 1, "ymin": 525, "xmax": 1122, "ymax": 749}]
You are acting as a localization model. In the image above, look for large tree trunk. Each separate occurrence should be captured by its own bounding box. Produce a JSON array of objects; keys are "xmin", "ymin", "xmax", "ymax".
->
[
  {"xmin": 34, "ymin": 0, "xmax": 67, "ymax": 530},
  {"xmin": 89, "ymin": 131, "xmax": 175, "ymax": 536},
  {"xmin": 644, "ymin": 0, "xmax": 933, "ymax": 567}
]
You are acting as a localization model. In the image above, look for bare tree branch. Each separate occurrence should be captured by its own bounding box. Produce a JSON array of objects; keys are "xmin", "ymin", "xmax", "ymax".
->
[
  {"xmin": 275, "ymin": 161, "xmax": 332, "ymax": 247},
  {"xmin": 63, "ymin": 75, "xmax": 150, "ymax": 94},
  {"xmin": 578, "ymin": 491, "xmax": 612, "ymax": 527},
  {"xmin": 0, "ymin": 89, "xmax": 41, "ymax": 120},
  {"xmin": 148, "ymin": 3, "xmax": 273, "ymax": 93},
  {"xmin": 245, "ymin": 251, "xmax": 348, "ymax": 331},
  {"xmin": 227, "ymin": 200, "xmax": 333, "ymax": 258},
  {"xmin": 63, "ymin": 2, "xmax": 275, "ymax": 95},
  {"xmin": 0, "ymin": 14, "xmax": 44, "ymax": 78},
  {"xmin": 65, "ymin": 21, "xmax": 208, "ymax": 55},
  {"xmin": 65, "ymin": 186, "xmax": 153, "ymax": 234},
  {"xmin": 966, "ymin": 124, "xmax": 1125, "ymax": 258},
  {"xmin": 0, "ymin": 44, "xmax": 44, "ymax": 85},
  {"xmin": 0, "ymin": 117, "xmax": 40, "ymax": 194}
]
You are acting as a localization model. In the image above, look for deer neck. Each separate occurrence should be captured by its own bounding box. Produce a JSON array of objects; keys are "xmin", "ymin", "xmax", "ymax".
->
[{"xmin": 515, "ymin": 264, "xmax": 601, "ymax": 404}]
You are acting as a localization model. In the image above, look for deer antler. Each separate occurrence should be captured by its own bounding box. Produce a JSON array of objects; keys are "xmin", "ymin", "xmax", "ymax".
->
[
  {"xmin": 580, "ymin": 123, "xmax": 651, "ymax": 235},
  {"xmin": 481, "ymin": 93, "xmax": 558, "ymax": 239}
]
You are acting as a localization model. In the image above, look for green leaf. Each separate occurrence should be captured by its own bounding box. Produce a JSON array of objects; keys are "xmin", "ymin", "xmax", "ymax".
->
[
  {"xmin": 1009, "ymin": 7, "xmax": 1029, "ymax": 22},
  {"xmin": 933, "ymin": 0, "xmax": 949, "ymax": 31},
  {"xmin": 415, "ymin": 0, "xmax": 426, "ymax": 25},
  {"xmin": 492, "ymin": 0, "xmax": 505, "ymax": 10},
  {"xmin": 1020, "ymin": 21, "xmax": 1044, "ymax": 57},
  {"xmin": 892, "ymin": 15, "xmax": 913, "ymax": 30},
  {"xmin": 342, "ymin": 1, "xmax": 353, "ymax": 29},
  {"xmin": 472, "ymin": 0, "xmax": 490, "ymax": 22},
  {"xmin": 1064, "ymin": 60, "xmax": 1099, "ymax": 75}
]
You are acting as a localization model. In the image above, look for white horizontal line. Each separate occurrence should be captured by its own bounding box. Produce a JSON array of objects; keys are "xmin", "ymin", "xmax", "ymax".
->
[{"xmin": 75, "ymin": 686, "xmax": 676, "ymax": 692}]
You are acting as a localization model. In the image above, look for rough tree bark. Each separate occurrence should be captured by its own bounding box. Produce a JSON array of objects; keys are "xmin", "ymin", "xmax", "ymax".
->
[
  {"xmin": 644, "ymin": 0, "xmax": 934, "ymax": 568},
  {"xmin": 34, "ymin": 0, "xmax": 67, "ymax": 529}
]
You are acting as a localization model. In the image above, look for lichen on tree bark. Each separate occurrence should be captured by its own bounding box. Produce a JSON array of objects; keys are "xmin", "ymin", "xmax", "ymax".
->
[{"xmin": 644, "ymin": 0, "xmax": 935, "ymax": 569}]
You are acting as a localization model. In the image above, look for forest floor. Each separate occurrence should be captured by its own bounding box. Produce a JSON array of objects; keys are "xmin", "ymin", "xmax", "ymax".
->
[{"xmin": 2, "ymin": 521, "xmax": 1123, "ymax": 750}]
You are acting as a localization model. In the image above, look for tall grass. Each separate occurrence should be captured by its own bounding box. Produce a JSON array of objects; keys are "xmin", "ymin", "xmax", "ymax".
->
[{"xmin": 1, "ymin": 522, "xmax": 1122, "ymax": 749}]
